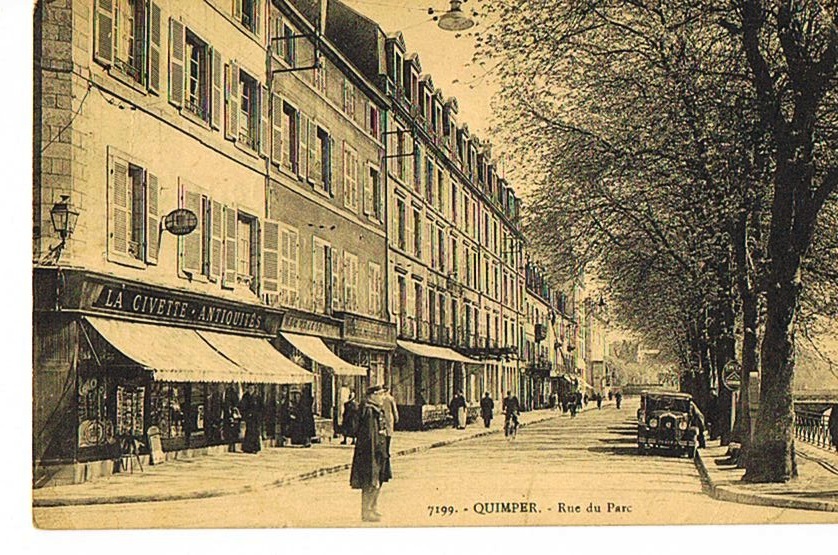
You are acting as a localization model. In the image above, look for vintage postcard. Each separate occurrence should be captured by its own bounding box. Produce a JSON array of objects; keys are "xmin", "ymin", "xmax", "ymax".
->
[{"xmin": 31, "ymin": 0, "xmax": 838, "ymax": 532}]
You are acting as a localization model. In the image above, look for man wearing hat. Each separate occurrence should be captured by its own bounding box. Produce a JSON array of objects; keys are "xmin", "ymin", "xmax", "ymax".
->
[{"xmin": 350, "ymin": 384, "xmax": 392, "ymax": 522}]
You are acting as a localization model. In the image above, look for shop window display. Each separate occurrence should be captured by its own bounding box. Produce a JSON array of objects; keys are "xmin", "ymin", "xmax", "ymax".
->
[
  {"xmin": 150, "ymin": 382, "xmax": 186, "ymax": 439},
  {"xmin": 77, "ymin": 375, "xmax": 115, "ymax": 449}
]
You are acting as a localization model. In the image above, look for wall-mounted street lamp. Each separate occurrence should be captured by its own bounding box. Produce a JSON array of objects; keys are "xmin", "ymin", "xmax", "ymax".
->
[{"xmin": 48, "ymin": 194, "xmax": 80, "ymax": 262}]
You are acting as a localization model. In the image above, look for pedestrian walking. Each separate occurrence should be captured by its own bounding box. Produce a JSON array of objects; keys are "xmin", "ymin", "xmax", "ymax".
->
[
  {"xmin": 350, "ymin": 385, "xmax": 392, "ymax": 522},
  {"xmin": 292, "ymin": 389, "xmax": 316, "ymax": 447},
  {"xmin": 224, "ymin": 383, "xmax": 241, "ymax": 452},
  {"xmin": 596, "ymin": 392, "xmax": 603, "ymax": 410},
  {"xmin": 239, "ymin": 384, "xmax": 263, "ymax": 454},
  {"xmin": 449, "ymin": 391, "xmax": 467, "ymax": 429},
  {"xmin": 341, "ymin": 391, "xmax": 359, "ymax": 445},
  {"xmin": 575, "ymin": 391, "xmax": 584, "ymax": 413},
  {"xmin": 278, "ymin": 392, "xmax": 292, "ymax": 446},
  {"xmin": 549, "ymin": 392, "xmax": 558, "ymax": 410},
  {"xmin": 380, "ymin": 385, "xmax": 399, "ymax": 457},
  {"xmin": 829, "ymin": 403, "xmax": 838, "ymax": 452},
  {"xmin": 502, "ymin": 390, "xmax": 520, "ymax": 437},
  {"xmin": 480, "ymin": 392, "xmax": 494, "ymax": 428},
  {"xmin": 615, "ymin": 391, "xmax": 623, "ymax": 409}
]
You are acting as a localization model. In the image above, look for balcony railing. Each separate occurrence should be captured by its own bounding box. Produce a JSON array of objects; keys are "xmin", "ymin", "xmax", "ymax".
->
[
  {"xmin": 416, "ymin": 319, "xmax": 431, "ymax": 341},
  {"xmin": 398, "ymin": 314, "xmax": 416, "ymax": 340},
  {"xmin": 794, "ymin": 408, "xmax": 834, "ymax": 450},
  {"xmin": 114, "ymin": 56, "xmax": 142, "ymax": 83}
]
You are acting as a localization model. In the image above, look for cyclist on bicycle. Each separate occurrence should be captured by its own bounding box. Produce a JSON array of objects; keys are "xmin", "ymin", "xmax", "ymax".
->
[{"xmin": 502, "ymin": 390, "xmax": 520, "ymax": 437}]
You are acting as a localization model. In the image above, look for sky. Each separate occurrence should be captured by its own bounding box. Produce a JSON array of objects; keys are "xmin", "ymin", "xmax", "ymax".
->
[{"xmin": 340, "ymin": 0, "xmax": 498, "ymax": 142}]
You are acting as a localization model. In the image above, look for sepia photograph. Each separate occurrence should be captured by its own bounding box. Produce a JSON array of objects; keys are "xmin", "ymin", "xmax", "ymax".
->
[{"xmin": 27, "ymin": 0, "xmax": 838, "ymax": 536}]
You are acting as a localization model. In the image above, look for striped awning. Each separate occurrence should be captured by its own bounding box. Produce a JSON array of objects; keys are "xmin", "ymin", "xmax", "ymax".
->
[
  {"xmin": 85, "ymin": 316, "xmax": 312, "ymax": 384},
  {"xmin": 281, "ymin": 332, "xmax": 367, "ymax": 376},
  {"xmin": 396, "ymin": 340, "xmax": 483, "ymax": 365}
]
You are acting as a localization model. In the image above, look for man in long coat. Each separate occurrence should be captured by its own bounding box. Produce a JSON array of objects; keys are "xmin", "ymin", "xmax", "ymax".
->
[
  {"xmin": 350, "ymin": 385, "xmax": 392, "ymax": 522},
  {"xmin": 480, "ymin": 392, "xmax": 494, "ymax": 428}
]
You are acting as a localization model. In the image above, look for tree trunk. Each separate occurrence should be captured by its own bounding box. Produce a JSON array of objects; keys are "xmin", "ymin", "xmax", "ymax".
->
[
  {"xmin": 742, "ymin": 275, "xmax": 798, "ymax": 482},
  {"xmin": 743, "ymin": 153, "xmax": 806, "ymax": 483}
]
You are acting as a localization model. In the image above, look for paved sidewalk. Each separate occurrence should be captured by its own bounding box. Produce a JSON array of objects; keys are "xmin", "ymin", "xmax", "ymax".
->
[
  {"xmin": 695, "ymin": 439, "xmax": 838, "ymax": 512},
  {"xmin": 33, "ymin": 408, "xmax": 571, "ymax": 507}
]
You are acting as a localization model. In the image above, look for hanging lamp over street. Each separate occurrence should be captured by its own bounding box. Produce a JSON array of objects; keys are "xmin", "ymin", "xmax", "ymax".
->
[{"xmin": 437, "ymin": 0, "xmax": 474, "ymax": 31}]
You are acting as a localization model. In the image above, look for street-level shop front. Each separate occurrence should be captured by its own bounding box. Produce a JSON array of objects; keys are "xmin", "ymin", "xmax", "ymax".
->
[
  {"xmin": 391, "ymin": 340, "xmax": 484, "ymax": 430},
  {"xmin": 333, "ymin": 311, "xmax": 397, "ymax": 437},
  {"xmin": 276, "ymin": 310, "xmax": 390, "ymax": 440},
  {"xmin": 33, "ymin": 269, "xmax": 312, "ymax": 487}
]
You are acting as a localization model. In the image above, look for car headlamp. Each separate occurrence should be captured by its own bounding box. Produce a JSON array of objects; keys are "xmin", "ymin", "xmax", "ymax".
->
[
  {"xmin": 679, "ymin": 421, "xmax": 688, "ymax": 430},
  {"xmin": 648, "ymin": 418, "xmax": 658, "ymax": 428}
]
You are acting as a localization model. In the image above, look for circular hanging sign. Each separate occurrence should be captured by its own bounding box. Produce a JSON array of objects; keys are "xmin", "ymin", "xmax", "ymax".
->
[
  {"xmin": 722, "ymin": 360, "xmax": 742, "ymax": 391},
  {"xmin": 164, "ymin": 208, "xmax": 198, "ymax": 236}
]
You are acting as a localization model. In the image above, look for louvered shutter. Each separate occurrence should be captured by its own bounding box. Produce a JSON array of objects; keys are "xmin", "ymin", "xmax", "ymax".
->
[
  {"xmin": 145, "ymin": 171, "xmax": 160, "ymax": 264},
  {"xmin": 258, "ymin": 85, "xmax": 269, "ymax": 157},
  {"xmin": 313, "ymin": 241, "xmax": 325, "ymax": 311},
  {"xmin": 250, "ymin": 219, "xmax": 260, "ymax": 294},
  {"xmin": 210, "ymin": 48, "xmax": 223, "ymax": 130},
  {"xmin": 290, "ymin": 229, "xmax": 299, "ymax": 305},
  {"xmin": 262, "ymin": 220, "xmax": 279, "ymax": 294},
  {"xmin": 298, "ymin": 113, "xmax": 309, "ymax": 178},
  {"xmin": 223, "ymin": 205, "xmax": 238, "ymax": 287},
  {"xmin": 108, "ymin": 153, "xmax": 130, "ymax": 257},
  {"xmin": 368, "ymin": 264, "xmax": 375, "ymax": 317},
  {"xmin": 308, "ymin": 121, "xmax": 318, "ymax": 183},
  {"xmin": 179, "ymin": 186, "xmax": 202, "ymax": 275},
  {"xmin": 326, "ymin": 136, "xmax": 335, "ymax": 196},
  {"xmin": 364, "ymin": 165, "xmax": 373, "ymax": 215},
  {"xmin": 270, "ymin": 11, "xmax": 284, "ymax": 57},
  {"xmin": 147, "ymin": 2, "xmax": 162, "ymax": 94},
  {"xmin": 210, "ymin": 199, "xmax": 223, "ymax": 280},
  {"xmin": 225, "ymin": 62, "xmax": 240, "ymax": 141},
  {"xmin": 331, "ymin": 247, "xmax": 341, "ymax": 312},
  {"xmin": 253, "ymin": 0, "xmax": 262, "ymax": 38},
  {"xmin": 168, "ymin": 18, "xmax": 185, "ymax": 107},
  {"xmin": 279, "ymin": 227, "xmax": 290, "ymax": 297},
  {"xmin": 271, "ymin": 93, "xmax": 283, "ymax": 165},
  {"xmin": 94, "ymin": 0, "xmax": 114, "ymax": 66},
  {"xmin": 342, "ymin": 142, "xmax": 349, "ymax": 204}
]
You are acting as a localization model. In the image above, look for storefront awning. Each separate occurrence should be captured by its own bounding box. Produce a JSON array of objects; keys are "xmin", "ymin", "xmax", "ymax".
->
[
  {"xmin": 197, "ymin": 330, "xmax": 313, "ymax": 384},
  {"xmin": 281, "ymin": 332, "xmax": 367, "ymax": 376},
  {"xmin": 85, "ymin": 316, "xmax": 250, "ymax": 383},
  {"xmin": 396, "ymin": 340, "xmax": 483, "ymax": 365}
]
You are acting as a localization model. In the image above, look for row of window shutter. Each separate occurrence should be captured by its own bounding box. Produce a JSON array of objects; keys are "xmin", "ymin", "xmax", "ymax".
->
[
  {"xmin": 94, "ymin": 4, "xmax": 382, "ymax": 217},
  {"xmin": 108, "ymin": 152, "xmax": 160, "ymax": 265},
  {"xmin": 94, "ymin": 0, "xmax": 162, "ymax": 95},
  {"xmin": 177, "ymin": 182, "xmax": 284, "ymax": 295}
]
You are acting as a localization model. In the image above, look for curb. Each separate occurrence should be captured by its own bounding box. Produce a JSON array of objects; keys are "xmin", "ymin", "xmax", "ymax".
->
[
  {"xmin": 694, "ymin": 448, "xmax": 838, "ymax": 513},
  {"xmin": 34, "ymin": 412, "xmax": 561, "ymax": 508}
]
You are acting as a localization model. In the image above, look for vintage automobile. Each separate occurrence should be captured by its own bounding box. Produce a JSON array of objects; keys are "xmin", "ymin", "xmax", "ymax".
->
[{"xmin": 637, "ymin": 390, "xmax": 703, "ymax": 457}]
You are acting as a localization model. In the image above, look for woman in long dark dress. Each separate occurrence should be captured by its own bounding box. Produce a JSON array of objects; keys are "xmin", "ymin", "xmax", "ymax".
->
[
  {"xmin": 341, "ymin": 391, "xmax": 359, "ymax": 445},
  {"xmin": 239, "ymin": 384, "xmax": 263, "ymax": 454},
  {"xmin": 292, "ymin": 390, "xmax": 316, "ymax": 447}
]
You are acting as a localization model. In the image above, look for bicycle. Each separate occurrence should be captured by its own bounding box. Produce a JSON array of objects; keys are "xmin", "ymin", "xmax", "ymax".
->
[{"xmin": 504, "ymin": 413, "xmax": 519, "ymax": 439}]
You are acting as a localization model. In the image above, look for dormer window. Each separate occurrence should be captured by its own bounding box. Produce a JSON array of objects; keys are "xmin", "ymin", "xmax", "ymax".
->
[
  {"xmin": 410, "ymin": 70, "xmax": 419, "ymax": 106},
  {"xmin": 393, "ymin": 50, "xmax": 403, "ymax": 94}
]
